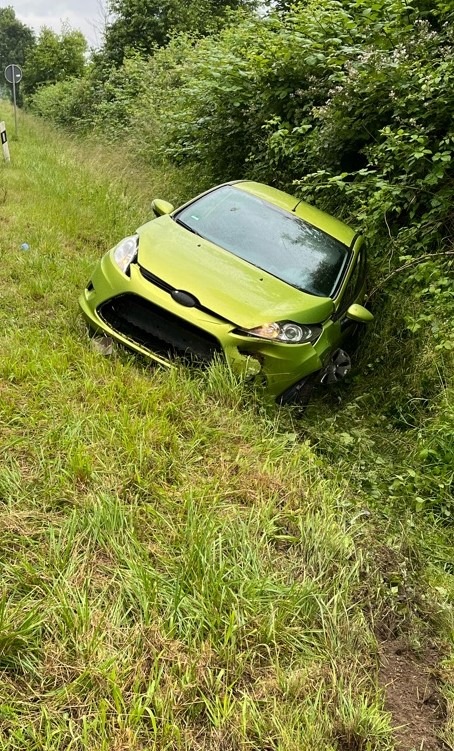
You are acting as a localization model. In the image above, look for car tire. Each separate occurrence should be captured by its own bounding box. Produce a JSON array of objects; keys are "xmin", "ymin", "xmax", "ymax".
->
[
  {"xmin": 320, "ymin": 348, "xmax": 351, "ymax": 385},
  {"xmin": 276, "ymin": 375, "xmax": 315, "ymax": 407}
]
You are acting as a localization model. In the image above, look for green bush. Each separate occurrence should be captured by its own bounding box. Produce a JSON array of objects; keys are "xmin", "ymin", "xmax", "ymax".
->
[{"xmin": 30, "ymin": 76, "xmax": 96, "ymax": 131}]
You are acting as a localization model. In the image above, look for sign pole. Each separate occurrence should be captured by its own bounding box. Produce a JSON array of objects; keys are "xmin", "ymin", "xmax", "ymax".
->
[
  {"xmin": 4, "ymin": 64, "xmax": 23, "ymax": 139},
  {"xmin": 12, "ymin": 76, "xmax": 18, "ymax": 139}
]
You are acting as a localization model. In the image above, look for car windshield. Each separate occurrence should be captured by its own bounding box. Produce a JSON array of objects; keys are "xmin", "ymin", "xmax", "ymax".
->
[{"xmin": 175, "ymin": 185, "xmax": 350, "ymax": 297}]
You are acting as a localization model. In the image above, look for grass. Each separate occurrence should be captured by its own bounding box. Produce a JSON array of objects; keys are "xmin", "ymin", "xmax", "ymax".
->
[{"xmin": 0, "ymin": 105, "xmax": 452, "ymax": 750}]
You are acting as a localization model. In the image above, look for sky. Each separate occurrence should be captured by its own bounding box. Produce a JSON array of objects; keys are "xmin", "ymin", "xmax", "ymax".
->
[{"xmin": 8, "ymin": 0, "xmax": 108, "ymax": 48}]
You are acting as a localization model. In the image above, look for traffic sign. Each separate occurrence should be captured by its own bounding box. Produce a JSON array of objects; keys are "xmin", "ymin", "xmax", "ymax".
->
[{"xmin": 4, "ymin": 64, "xmax": 22, "ymax": 85}]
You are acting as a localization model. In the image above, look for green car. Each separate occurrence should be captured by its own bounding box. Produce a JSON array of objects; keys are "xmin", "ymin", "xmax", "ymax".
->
[{"xmin": 79, "ymin": 181, "xmax": 373, "ymax": 404}]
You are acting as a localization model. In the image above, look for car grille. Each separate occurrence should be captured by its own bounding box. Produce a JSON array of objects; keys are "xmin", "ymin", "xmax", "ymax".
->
[
  {"xmin": 139, "ymin": 265, "xmax": 227, "ymax": 321},
  {"xmin": 139, "ymin": 266, "xmax": 173, "ymax": 293},
  {"xmin": 98, "ymin": 294, "xmax": 222, "ymax": 363}
]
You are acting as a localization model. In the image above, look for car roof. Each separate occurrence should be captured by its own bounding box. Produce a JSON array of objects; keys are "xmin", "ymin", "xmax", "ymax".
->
[{"xmin": 233, "ymin": 180, "xmax": 356, "ymax": 248}]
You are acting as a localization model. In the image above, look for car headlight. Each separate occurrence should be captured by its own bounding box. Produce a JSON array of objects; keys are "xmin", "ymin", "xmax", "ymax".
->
[
  {"xmin": 112, "ymin": 235, "xmax": 139, "ymax": 274},
  {"xmin": 238, "ymin": 322, "xmax": 322, "ymax": 344}
]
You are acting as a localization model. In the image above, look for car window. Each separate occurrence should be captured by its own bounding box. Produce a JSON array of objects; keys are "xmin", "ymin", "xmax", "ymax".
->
[
  {"xmin": 337, "ymin": 250, "xmax": 365, "ymax": 316},
  {"xmin": 175, "ymin": 186, "xmax": 350, "ymax": 298}
]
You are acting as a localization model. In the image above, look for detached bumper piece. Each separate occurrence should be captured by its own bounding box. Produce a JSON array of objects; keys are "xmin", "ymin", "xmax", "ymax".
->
[
  {"xmin": 276, "ymin": 376, "xmax": 315, "ymax": 406},
  {"xmin": 98, "ymin": 293, "xmax": 222, "ymax": 364}
]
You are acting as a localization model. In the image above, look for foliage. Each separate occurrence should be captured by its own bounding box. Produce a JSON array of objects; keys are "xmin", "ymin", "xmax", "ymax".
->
[
  {"xmin": 30, "ymin": 35, "xmax": 205, "ymax": 172},
  {"xmin": 27, "ymin": 76, "xmax": 94, "ymax": 131},
  {"xmin": 22, "ymin": 25, "xmax": 87, "ymax": 96},
  {"xmin": 88, "ymin": 52, "xmax": 162, "ymax": 141},
  {"xmin": 398, "ymin": 390, "xmax": 454, "ymax": 519},
  {"xmin": 0, "ymin": 6, "xmax": 34, "ymax": 102},
  {"xmin": 102, "ymin": 0, "xmax": 256, "ymax": 67},
  {"xmin": 0, "ymin": 6, "xmax": 34, "ymax": 71}
]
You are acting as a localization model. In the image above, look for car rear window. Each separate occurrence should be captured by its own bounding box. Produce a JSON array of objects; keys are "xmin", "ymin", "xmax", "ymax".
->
[{"xmin": 175, "ymin": 185, "xmax": 350, "ymax": 297}]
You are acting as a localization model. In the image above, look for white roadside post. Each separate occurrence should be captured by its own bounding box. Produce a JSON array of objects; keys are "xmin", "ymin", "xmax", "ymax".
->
[{"xmin": 0, "ymin": 122, "xmax": 10, "ymax": 162}]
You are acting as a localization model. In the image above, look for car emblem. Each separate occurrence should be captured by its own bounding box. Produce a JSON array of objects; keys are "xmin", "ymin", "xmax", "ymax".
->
[{"xmin": 171, "ymin": 289, "xmax": 198, "ymax": 307}]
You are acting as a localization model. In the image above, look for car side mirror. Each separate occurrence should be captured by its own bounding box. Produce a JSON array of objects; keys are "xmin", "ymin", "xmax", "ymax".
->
[
  {"xmin": 151, "ymin": 199, "xmax": 175, "ymax": 217},
  {"xmin": 346, "ymin": 303, "xmax": 374, "ymax": 323}
]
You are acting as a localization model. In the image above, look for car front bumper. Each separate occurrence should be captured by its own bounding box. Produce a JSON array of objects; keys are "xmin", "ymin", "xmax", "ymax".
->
[{"xmin": 79, "ymin": 250, "xmax": 337, "ymax": 399}]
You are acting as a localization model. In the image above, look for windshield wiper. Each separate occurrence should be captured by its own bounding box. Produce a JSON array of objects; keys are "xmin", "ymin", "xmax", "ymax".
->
[{"xmin": 174, "ymin": 217, "xmax": 202, "ymax": 237}]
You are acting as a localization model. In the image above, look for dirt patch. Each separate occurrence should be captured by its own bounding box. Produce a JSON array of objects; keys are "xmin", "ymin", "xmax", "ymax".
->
[{"xmin": 379, "ymin": 640, "xmax": 447, "ymax": 750}]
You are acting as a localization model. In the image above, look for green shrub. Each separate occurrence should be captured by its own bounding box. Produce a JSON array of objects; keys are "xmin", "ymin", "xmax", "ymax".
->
[{"xmin": 30, "ymin": 76, "xmax": 96, "ymax": 131}]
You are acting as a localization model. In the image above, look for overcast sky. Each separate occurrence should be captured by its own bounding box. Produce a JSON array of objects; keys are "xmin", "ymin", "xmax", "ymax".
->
[{"xmin": 9, "ymin": 0, "xmax": 109, "ymax": 48}]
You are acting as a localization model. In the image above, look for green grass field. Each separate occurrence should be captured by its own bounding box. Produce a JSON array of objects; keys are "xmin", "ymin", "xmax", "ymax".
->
[{"xmin": 0, "ymin": 107, "xmax": 452, "ymax": 750}]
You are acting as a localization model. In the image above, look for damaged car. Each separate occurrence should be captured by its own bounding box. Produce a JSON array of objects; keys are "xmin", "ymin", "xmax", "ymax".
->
[{"xmin": 79, "ymin": 181, "xmax": 373, "ymax": 404}]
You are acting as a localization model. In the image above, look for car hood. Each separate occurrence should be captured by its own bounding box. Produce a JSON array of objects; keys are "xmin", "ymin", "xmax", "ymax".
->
[{"xmin": 137, "ymin": 216, "xmax": 334, "ymax": 328}]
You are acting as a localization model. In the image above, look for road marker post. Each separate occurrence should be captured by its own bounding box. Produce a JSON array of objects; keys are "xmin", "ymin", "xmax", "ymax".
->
[{"xmin": 0, "ymin": 122, "xmax": 10, "ymax": 162}]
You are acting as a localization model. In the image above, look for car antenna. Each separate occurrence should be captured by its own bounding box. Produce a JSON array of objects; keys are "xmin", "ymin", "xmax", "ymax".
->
[{"xmin": 292, "ymin": 199, "xmax": 304, "ymax": 212}]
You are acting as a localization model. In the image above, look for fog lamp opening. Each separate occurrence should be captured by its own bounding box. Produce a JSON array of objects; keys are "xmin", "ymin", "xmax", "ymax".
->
[{"xmin": 237, "ymin": 352, "xmax": 262, "ymax": 379}]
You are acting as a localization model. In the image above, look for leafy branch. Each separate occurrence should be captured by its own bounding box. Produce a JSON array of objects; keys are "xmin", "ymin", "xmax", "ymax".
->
[{"xmin": 368, "ymin": 250, "xmax": 454, "ymax": 299}]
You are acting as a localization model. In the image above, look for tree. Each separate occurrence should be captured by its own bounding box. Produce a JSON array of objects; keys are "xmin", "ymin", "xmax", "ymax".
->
[
  {"xmin": 0, "ymin": 6, "xmax": 35, "ymax": 70},
  {"xmin": 102, "ymin": 0, "xmax": 256, "ymax": 67},
  {"xmin": 22, "ymin": 26, "xmax": 87, "ymax": 95}
]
